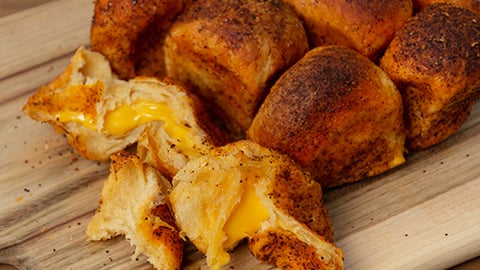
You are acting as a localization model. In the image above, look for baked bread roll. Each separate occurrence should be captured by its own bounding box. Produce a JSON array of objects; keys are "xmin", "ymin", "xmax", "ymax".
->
[
  {"xmin": 380, "ymin": 4, "xmax": 480, "ymax": 150},
  {"xmin": 87, "ymin": 151, "xmax": 183, "ymax": 270},
  {"xmin": 170, "ymin": 140, "xmax": 343, "ymax": 270},
  {"xmin": 23, "ymin": 47, "xmax": 226, "ymax": 176},
  {"xmin": 412, "ymin": 0, "xmax": 480, "ymax": 15},
  {"xmin": 90, "ymin": 0, "xmax": 188, "ymax": 79},
  {"xmin": 164, "ymin": 0, "xmax": 309, "ymax": 133},
  {"xmin": 282, "ymin": 0, "xmax": 413, "ymax": 60},
  {"xmin": 248, "ymin": 46, "xmax": 406, "ymax": 187}
]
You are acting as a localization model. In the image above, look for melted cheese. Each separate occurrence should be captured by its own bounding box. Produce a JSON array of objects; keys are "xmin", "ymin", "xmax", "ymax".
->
[
  {"xmin": 390, "ymin": 155, "xmax": 405, "ymax": 168},
  {"xmin": 55, "ymin": 111, "xmax": 95, "ymax": 129},
  {"xmin": 56, "ymin": 100, "xmax": 197, "ymax": 156},
  {"xmin": 104, "ymin": 101, "xmax": 181, "ymax": 135},
  {"xmin": 104, "ymin": 100, "xmax": 196, "ymax": 153},
  {"xmin": 223, "ymin": 184, "xmax": 270, "ymax": 248}
]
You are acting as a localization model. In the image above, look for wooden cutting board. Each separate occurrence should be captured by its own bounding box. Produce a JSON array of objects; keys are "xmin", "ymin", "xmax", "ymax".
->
[{"xmin": 1, "ymin": 0, "xmax": 479, "ymax": 269}]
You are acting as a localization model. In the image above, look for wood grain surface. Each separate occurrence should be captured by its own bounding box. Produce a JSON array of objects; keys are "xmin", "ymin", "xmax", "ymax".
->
[
  {"xmin": 1, "ymin": 0, "xmax": 479, "ymax": 269},
  {"xmin": 0, "ymin": 0, "xmax": 53, "ymax": 17}
]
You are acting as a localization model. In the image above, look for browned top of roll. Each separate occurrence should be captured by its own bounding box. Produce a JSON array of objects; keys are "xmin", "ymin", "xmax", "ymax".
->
[
  {"xmin": 174, "ymin": 0, "xmax": 303, "ymax": 62},
  {"xmin": 248, "ymin": 45, "xmax": 405, "ymax": 187},
  {"xmin": 166, "ymin": 0, "xmax": 308, "ymax": 132},
  {"xmin": 252, "ymin": 46, "xmax": 379, "ymax": 137},
  {"xmin": 384, "ymin": 3, "xmax": 480, "ymax": 80}
]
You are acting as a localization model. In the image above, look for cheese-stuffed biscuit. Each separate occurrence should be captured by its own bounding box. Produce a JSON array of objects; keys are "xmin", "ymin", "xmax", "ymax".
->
[
  {"xmin": 23, "ymin": 47, "xmax": 227, "ymax": 177},
  {"xmin": 170, "ymin": 140, "xmax": 343, "ymax": 270}
]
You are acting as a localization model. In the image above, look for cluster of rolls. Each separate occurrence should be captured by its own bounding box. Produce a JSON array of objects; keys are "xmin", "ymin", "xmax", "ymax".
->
[
  {"xmin": 23, "ymin": 46, "xmax": 344, "ymax": 269},
  {"xmin": 91, "ymin": 0, "xmax": 480, "ymax": 187},
  {"xmin": 23, "ymin": 0, "xmax": 480, "ymax": 269}
]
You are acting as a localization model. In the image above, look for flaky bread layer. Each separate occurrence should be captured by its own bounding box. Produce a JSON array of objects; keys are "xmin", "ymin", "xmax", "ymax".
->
[{"xmin": 87, "ymin": 151, "xmax": 183, "ymax": 270}]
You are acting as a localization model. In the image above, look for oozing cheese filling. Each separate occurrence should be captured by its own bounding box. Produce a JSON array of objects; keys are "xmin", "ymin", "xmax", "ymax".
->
[
  {"xmin": 223, "ymin": 184, "xmax": 270, "ymax": 248},
  {"xmin": 103, "ymin": 101, "xmax": 185, "ymax": 135},
  {"xmin": 56, "ymin": 100, "xmax": 197, "ymax": 156},
  {"xmin": 390, "ymin": 155, "xmax": 405, "ymax": 168},
  {"xmin": 55, "ymin": 111, "xmax": 96, "ymax": 129}
]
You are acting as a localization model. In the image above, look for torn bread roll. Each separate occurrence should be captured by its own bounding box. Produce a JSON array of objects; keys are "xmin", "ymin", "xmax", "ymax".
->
[
  {"xmin": 248, "ymin": 46, "xmax": 406, "ymax": 187},
  {"xmin": 282, "ymin": 0, "xmax": 413, "ymax": 60},
  {"xmin": 164, "ymin": 0, "xmax": 309, "ymax": 133},
  {"xmin": 170, "ymin": 140, "xmax": 343, "ymax": 270},
  {"xmin": 380, "ymin": 3, "xmax": 480, "ymax": 150},
  {"xmin": 87, "ymin": 151, "xmax": 183, "ymax": 270},
  {"xmin": 23, "ymin": 47, "xmax": 227, "ymax": 176}
]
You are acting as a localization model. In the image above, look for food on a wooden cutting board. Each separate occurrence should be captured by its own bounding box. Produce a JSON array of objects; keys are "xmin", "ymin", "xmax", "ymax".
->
[
  {"xmin": 22, "ymin": 46, "xmax": 344, "ymax": 269},
  {"xmin": 248, "ymin": 46, "xmax": 406, "ymax": 187},
  {"xmin": 412, "ymin": 0, "xmax": 480, "ymax": 15},
  {"xmin": 22, "ymin": 47, "xmax": 227, "ymax": 177},
  {"xmin": 281, "ymin": 0, "xmax": 413, "ymax": 60},
  {"xmin": 87, "ymin": 151, "xmax": 183, "ymax": 270},
  {"xmin": 163, "ymin": 0, "xmax": 309, "ymax": 133},
  {"xmin": 90, "ymin": 0, "xmax": 189, "ymax": 79},
  {"xmin": 22, "ymin": 0, "xmax": 480, "ymax": 268},
  {"xmin": 380, "ymin": 3, "xmax": 480, "ymax": 150},
  {"xmin": 170, "ymin": 140, "xmax": 344, "ymax": 270}
]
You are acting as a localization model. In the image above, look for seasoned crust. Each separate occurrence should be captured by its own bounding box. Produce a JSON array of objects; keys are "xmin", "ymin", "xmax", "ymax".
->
[
  {"xmin": 248, "ymin": 46, "xmax": 406, "ymax": 187},
  {"xmin": 266, "ymin": 160, "xmax": 334, "ymax": 241},
  {"xmin": 170, "ymin": 140, "xmax": 341, "ymax": 269},
  {"xmin": 90, "ymin": 0, "xmax": 188, "ymax": 79},
  {"xmin": 249, "ymin": 229, "xmax": 343, "ymax": 270},
  {"xmin": 380, "ymin": 3, "xmax": 480, "ymax": 150},
  {"xmin": 164, "ymin": 0, "xmax": 309, "ymax": 132},
  {"xmin": 282, "ymin": 0, "xmax": 413, "ymax": 60}
]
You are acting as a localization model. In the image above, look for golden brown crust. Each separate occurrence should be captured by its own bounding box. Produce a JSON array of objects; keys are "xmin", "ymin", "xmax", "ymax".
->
[
  {"xmin": 267, "ymin": 163, "xmax": 334, "ymax": 241},
  {"xmin": 248, "ymin": 46, "xmax": 406, "ymax": 187},
  {"xmin": 282, "ymin": 0, "xmax": 413, "ymax": 60},
  {"xmin": 380, "ymin": 4, "xmax": 480, "ymax": 150},
  {"xmin": 90, "ymin": 0, "xmax": 188, "ymax": 79},
  {"xmin": 164, "ymin": 0, "xmax": 309, "ymax": 132},
  {"xmin": 138, "ymin": 203, "xmax": 184, "ymax": 269},
  {"xmin": 249, "ymin": 229, "xmax": 344, "ymax": 270}
]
